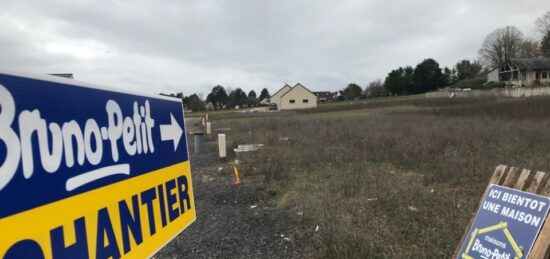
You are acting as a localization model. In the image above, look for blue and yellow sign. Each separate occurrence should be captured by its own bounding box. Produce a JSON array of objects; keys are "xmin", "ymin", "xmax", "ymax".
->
[
  {"xmin": 458, "ymin": 184, "xmax": 550, "ymax": 259},
  {"xmin": 0, "ymin": 71, "xmax": 195, "ymax": 258}
]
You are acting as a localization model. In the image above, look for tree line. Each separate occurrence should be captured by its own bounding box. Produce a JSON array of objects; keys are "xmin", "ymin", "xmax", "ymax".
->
[
  {"xmin": 165, "ymin": 11, "xmax": 550, "ymax": 108},
  {"xmin": 205, "ymin": 85, "xmax": 269, "ymax": 109},
  {"xmin": 161, "ymin": 86, "xmax": 270, "ymax": 111},
  {"xmin": 336, "ymin": 58, "xmax": 484, "ymax": 99},
  {"xmin": 364, "ymin": 10, "xmax": 550, "ymax": 96}
]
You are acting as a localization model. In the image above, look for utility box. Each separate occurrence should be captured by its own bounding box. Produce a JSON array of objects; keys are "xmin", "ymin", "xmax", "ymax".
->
[{"xmin": 193, "ymin": 132, "xmax": 204, "ymax": 154}]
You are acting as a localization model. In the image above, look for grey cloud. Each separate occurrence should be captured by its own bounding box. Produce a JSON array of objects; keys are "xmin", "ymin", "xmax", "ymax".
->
[{"xmin": 0, "ymin": 0, "xmax": 549, "ymax": 95}]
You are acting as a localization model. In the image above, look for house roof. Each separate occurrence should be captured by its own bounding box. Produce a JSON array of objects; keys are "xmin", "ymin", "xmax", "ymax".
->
[
  {"xmin": 511, "ymin": 58, "xmax": 550, "ymax": 70},
  {"xmin": 271, "ymin": 84, "xmax": 292, "ymax": 99},
  {"xmin": 280, "ymin": 83, "xmax": 315, "ymax": 98}
]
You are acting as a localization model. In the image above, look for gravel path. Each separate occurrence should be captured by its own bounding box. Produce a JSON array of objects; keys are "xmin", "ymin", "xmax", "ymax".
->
[{"xmin": 154, "ymin": 118, "xmax": 303, "ymax": 259}]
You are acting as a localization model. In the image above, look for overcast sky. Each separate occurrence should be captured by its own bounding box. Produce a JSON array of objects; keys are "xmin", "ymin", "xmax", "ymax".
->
[{"xmin": 0, "ymin": 0, "xmax": 548, "ymax": 96}]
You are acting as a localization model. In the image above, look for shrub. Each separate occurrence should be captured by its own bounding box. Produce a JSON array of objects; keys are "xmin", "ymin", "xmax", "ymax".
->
[
  {"xmin": 452, "ymin": 78, "xmax": 487, "ymax": 89},
  {"xmin": 366, "ymin": 85, "xmax": 388, "ymax": 98},
  {"xmin": 484, "ymin": 81, "xmax": 505, "ymax": 89}
]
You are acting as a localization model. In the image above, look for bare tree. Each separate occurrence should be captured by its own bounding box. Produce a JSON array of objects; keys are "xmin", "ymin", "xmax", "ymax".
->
[
  {"xmin": 536, "ymin": 11, "xmax": 550, "ymax": 35},
  {"xmin": 365, "ymin": 79, "xmax": 387, "ymax": 98},
  {"xmin": 367, "ymin": 79, "xmax": 383, "ymax": 89},
  {"xmin": 519, "ymin": 38, "xmax": 542, "ymax": 58},
  {"xmin": 479, "ymin": 26, "xmax": 524, "ymax": 68},
  {"xmin": 543, "ymin": 33, "xmax": 550, "ymax": 57}
]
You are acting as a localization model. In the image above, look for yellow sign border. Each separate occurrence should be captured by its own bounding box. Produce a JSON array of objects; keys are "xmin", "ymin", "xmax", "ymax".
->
[{"xmin": 0, "ymin": 161, "xmax": 195, "ymax": 258}]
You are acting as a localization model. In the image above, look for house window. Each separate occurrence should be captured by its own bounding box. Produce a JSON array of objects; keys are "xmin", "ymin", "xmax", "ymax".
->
[
  {"xmin": 536, "ymin": 72, "xmax": 541, "ymax": 79},
  {"xmin": 289, "ymin": 99, "xmax": 295, "ymax": 104},
  {"xmin": 543, "ymin": 72, "xmax": 548, "ymax": 79},
  {"xmin": 302, "ymin": 99, "xmax": 308, "ymax": 103}
]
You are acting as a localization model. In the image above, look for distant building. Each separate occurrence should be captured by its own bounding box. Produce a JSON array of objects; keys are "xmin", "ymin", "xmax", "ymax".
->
[
  {"xmin": 269, "ymin": 84, "xmax": 292, "ymax": 108},
  {"xmin": 205, "ymin": 102, "xmax": 215, "ymax": 110},
  {"xmin": 49, "ymin": 73, "xmax": 74, "ymax": 79},
  {"xmin": 487, "ymin": 68, "xmax": 499, "ymax": 83},
  {"xmin": 487, "ymin": 58, "xmax": 550, "ymax": 87},
  {"xmin": 313, "ymin": 91, "xmax": 333, "ymax": 103},
  {"xmin": 271, "ymin": 83, "xmax": 317, "ymax": 110}
]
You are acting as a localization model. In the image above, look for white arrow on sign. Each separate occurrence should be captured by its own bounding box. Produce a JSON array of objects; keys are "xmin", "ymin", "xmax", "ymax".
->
[{"xmin": 160, "ymin": 113, "xmax": 183, "ymax": 151}]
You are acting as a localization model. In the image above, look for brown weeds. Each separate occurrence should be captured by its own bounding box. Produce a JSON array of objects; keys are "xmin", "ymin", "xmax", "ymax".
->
[{"xmin": 213, "ymin": 96, "xmax": 550, "ymax": 258}]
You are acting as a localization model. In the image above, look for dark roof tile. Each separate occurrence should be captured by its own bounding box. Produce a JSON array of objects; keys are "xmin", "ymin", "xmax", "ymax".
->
[{"xmin": 511, "ymin": 58, "xmax": 550, "ymax": 70}]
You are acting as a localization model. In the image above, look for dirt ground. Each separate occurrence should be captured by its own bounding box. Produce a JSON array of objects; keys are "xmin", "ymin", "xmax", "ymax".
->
[{"xmin": 154, "ymin": 118, "xmax": 303, "ymax": 259}]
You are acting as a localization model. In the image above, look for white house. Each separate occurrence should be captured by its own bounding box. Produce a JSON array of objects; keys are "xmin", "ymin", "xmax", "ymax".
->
[
  {"xmin": 269, "ymin": 84, "xmax": 292, "ymax": 108},
  {"xmin": 487, "ymin": 58, "xmax": 550, "ymax": 87},
  {"xmin": 271, "ymin": 83, "xmax": 317, "ymax": 110},
  {"xmin": 487, "ymin": 68, "xmax": 499, "ymax": 83}
]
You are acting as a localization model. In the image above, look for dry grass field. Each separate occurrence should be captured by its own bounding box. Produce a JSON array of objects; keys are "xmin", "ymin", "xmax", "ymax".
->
[{"xmin": 209, "ymin": 96, "xmax": 550, "ymax": 258}]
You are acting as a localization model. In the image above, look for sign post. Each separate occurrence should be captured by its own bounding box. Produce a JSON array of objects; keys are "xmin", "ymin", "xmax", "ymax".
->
[{"xmin": 0, "ymin": 71, "xmax": 196, "ymax": 258}]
